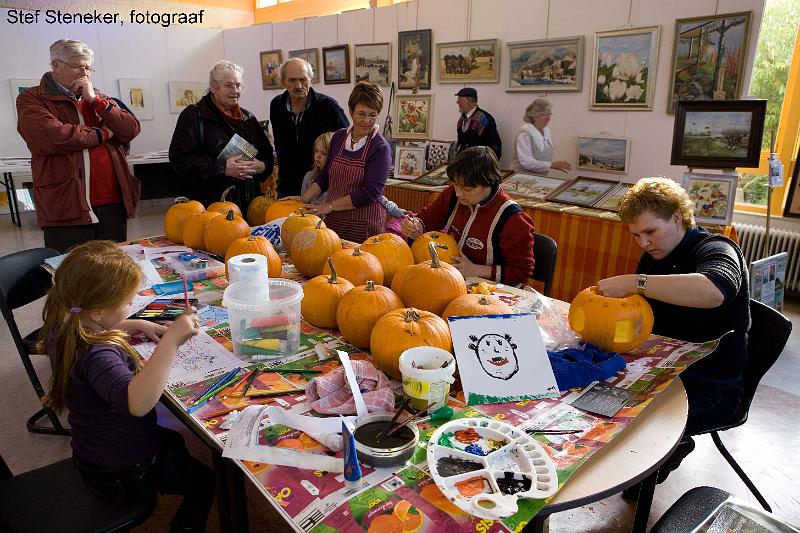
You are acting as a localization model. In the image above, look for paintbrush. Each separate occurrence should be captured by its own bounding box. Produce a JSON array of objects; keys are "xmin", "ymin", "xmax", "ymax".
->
[
  {"xmin": 385, "ymin": 401, "xmax": 438, "ymax": 438},
  {"xmin": 374, "ymin": 398, "xmax": 411, "ymax": 443}
]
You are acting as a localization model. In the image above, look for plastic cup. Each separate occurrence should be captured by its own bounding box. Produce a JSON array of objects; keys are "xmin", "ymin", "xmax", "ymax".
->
[{"xmin": 398, "ymin": 347, "xmax": 456, "ymax": 411}]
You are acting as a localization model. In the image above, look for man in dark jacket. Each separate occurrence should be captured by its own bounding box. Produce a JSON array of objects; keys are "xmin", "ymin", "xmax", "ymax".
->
[
  {"xmin": 454, "ymin": 87, "xmax": 502, "ymax": 160},
  {"xmin": 270, "ymin": 58, "xmax": 349, "ymax": 197}
]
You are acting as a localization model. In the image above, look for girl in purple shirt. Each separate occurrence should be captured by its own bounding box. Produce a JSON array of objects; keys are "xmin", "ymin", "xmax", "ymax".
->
[{"xmin": 39, "ymin": 240, "xmax": 214, "ymax": 532}]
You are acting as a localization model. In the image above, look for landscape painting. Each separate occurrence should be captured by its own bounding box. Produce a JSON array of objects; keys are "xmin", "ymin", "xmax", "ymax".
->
[
  {"xmin": 547, "ymin": 177, "xmax": 620, "ymax": 207},
  {"xmin": 594, "ymin": 183, "xmax": 632, "ymax": 211},
  {"xmin": 506, "ymin": 37, "xmax": 584, "ymax": 92},
  {"xmin": 323, "ymin": 45, "xmax": 350, "ymax": 84},
  {"xmin": 354, "ymin": 43, "xmax": 391, "ymax": 86},
  {"xmin": 436, "ymin": 39, "xmax": 499, "ymax": 83},
  {"xmin": 288, "ymin": 48, "xmax": 320, "ymax": 83},
  {"xmin": 398, "ymin": 29, "xmax": 432, "ymax": 90},
  {"xmin": 592, "ymin": 26, "xmax": 660, "ymax": 110},
  {"xmin": 577, "ymin": 137, "xmax": 629, "ymax": 174},
  {"xmin": 502, "ymin": 173, "xmax": 567, "ymax": 201}
]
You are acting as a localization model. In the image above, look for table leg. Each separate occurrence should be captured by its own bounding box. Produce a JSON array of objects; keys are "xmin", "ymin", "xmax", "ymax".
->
[
  {"xmin": 212, "ymin": 450, "xmax": 234, "ymax": 531},
  {"xmin": 632, "ymin": 468, "xmax": 659, "ymax": 533},
  {"xmin": 3, "ymin": 172, "xmax": 21, "ymax": 228}
]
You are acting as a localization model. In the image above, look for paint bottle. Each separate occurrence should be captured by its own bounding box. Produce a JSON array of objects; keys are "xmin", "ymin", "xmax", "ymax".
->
[{"xmin": 342, "ymin": 420, "xmax": 362, "ymax": 486}]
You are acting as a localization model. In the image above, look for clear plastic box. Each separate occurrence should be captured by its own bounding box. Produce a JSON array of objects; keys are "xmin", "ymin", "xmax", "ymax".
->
[{"xmin": 164, "ymin": 252, "xmax": 225, "ymax": 282}]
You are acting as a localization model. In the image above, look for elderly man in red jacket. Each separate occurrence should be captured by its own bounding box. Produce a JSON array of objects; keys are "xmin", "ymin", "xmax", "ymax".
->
[{"xmin": 17, "ymin": 39, "xmax": 141, "ymax": 253}]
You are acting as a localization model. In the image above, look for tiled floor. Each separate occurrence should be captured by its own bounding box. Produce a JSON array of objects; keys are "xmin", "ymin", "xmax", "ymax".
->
[{"xmin": 1, "ymin": 203, "xmax": 798, "ymax": 532}]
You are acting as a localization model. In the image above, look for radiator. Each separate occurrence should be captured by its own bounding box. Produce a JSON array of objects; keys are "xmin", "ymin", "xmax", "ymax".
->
[{"xmin": 734, "ymin": 222, "xmax": 800, "ymax": 292}]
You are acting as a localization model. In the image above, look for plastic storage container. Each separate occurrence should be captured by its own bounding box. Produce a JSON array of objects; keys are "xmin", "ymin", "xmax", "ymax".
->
[
  {"xmin": 223, "ymin": 279, "xmax": 303, "ymax": 360},
  {"xmin": 165, "ymin": 252, "xmax": 225, "ymax": 282}
]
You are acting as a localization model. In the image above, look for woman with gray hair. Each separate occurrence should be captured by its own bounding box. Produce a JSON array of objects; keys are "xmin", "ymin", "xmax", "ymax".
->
[
  {"xmin": 169, "ymin": 60, "xmax": 274, "ymax": 213},
  {"xmin": 511, "ymin": 98, "xmax": 572, "ymax": 176}
]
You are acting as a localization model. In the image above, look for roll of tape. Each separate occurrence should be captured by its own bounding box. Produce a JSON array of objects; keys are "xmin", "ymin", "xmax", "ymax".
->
[{"xmin": 227, "ymin": 253, "xmax": 269, "ymax": 284}]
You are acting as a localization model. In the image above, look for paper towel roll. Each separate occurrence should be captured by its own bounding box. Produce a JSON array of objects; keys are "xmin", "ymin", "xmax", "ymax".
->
[{"xmin": 227, "ymin": 254, "xmax": 269, "ymax": 284}]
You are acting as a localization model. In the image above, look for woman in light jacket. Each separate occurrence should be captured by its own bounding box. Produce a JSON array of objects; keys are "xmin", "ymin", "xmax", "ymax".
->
[{"xmin": 511, "ymin": 98, "xmax": 571, "ymax": 176}]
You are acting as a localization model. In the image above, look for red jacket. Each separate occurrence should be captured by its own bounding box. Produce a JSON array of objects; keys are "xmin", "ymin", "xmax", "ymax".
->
[
  {"xmin": 417, "ymin": 185, "xmax": 535, "ymax": 286},
  {"xmin": 16, "ymin": 73, "xmax": 141, "ymax": 227}
]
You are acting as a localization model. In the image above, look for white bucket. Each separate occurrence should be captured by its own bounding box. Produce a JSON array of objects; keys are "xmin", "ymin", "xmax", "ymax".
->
[{"xmin": 398, "ymin": 347, "xmax": 456, "ymax": 411}]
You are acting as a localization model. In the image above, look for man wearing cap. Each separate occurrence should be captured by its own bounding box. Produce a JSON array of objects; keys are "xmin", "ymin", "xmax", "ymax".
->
[{"xmin": 455, "ymin": 88, "xmax": 501, "ymax": 159}]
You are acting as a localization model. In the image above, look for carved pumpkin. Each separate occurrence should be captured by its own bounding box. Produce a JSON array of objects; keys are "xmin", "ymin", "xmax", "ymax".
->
[
  {"xmin": 282, "ymin": 210, "xmax": 323, "ymax": 252},
  {"xmin": 207, "ymin": 185, "xmax": 243, "ymax": 219},
  {"xmin": 392, "ymin": 242, "xmax": 467, "ymax": 317},
  {"xmin": 225, "ymin": 236, "xmax": 282, "ymax": 278},
  {"xmin": 336, "ymin": 280, "xmax": 404, "ymax": 348},
  {"xmin": 204, "ymin": 209, "xmax": 251, "ymax": 257},
  {"xmin": 411, "ymin": 231, "xmax": 460, "ymax": 264},
  {"xmin": 164, "ymin": 197, "xmax": 205, "ymax": 244},
  {"xmin": 264, "ymin": 199, "xmax": 304, "ymax": 222},
  {"xmin": 246, "ymin": 188, "xmax": 278, "ymax": 226},
  {"xmin": 442, "ymin": 294, "xmax": 512, "ymax": 319},
  {"xmin": 370, "ymin": 308, "xmax": 452, "ymax": 379},
  {"xmin": 322, "ymin": 246, "xmax": 384, "ymax": 287},
  {"xmin": 290, "ymin": 220, "xmax": 342, "ymax": 277},
  {"xmin": 361, "ymin": 233, "xmax": 414, "ymax": 286},
  {"xmin": 183, "ymin": 210, "xmax": 221, "ymax": 250},
  {"xmin": 302, "ymin": 258, "xmax": 355, "ymax": 328},
  {"xmin": 568, "ymin": 286, "xmax": 654, "ymax": 353}
]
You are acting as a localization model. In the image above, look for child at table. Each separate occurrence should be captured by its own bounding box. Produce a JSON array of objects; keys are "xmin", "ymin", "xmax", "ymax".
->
[{"xmin": 39, "ymin": 240, "xmax": 214, "ymax": 532}]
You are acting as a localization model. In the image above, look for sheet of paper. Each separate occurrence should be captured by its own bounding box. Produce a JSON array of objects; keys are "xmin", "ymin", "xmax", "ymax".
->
[
  {"xmin": 265, "ymin": 406, "xmax": 350, "ymax": 451},
  {"xmin": 130, "ymin": 294, "xmax": 158, "ymax": 316},
  {"xmin": 137, "ymin": 258, "xmax": 163, "ymax": 291}
]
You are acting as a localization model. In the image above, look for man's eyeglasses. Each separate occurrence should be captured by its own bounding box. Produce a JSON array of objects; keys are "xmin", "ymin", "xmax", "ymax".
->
[
  {"xmin": 57, "ymin": 59, "xmax": 94, "ymax": 73},
  {"xmin": 353, "ymin": 112, "xmax": 379, "ymax": 122},
  {"xmin": 221, "ymin": 82, "xmax": 243, "ymax": 91}
]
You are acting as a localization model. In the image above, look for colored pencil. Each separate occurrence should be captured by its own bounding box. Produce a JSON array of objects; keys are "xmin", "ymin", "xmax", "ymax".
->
[
  {"xmin": 240, "ymin": 368, "xmax": 260, "ymax": 398},
  {"xmin": 181, "ymin": 275, "xmax": 189, "ymax": 309},
  {"xmin": 187, "ymin": 368, "xmax": 240, "ymax": 407},
  {"xmin": 246, "ymin": 388, "xmax": 305, "ymax": 399},
  {"xmin": 200, "ymin": 397, "xmax": 279, "ymax": 420},
  {"xmin": 222, "ymin": 369, "xmax": 255, "ymax": 400},
  {"xmin": 265, "ymin": 368, "xmax": 322, "ymax": 375}
]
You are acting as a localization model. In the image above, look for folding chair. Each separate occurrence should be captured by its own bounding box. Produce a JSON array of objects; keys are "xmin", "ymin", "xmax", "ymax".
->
[{"xmin": 531, "ymin": 233, "xmax": 558, "ymax": 297}]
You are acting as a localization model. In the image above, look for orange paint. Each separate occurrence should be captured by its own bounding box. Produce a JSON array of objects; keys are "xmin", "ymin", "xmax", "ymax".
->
[
  {"xmin": 454, "ymin": 476, "xmax": 486, "ymax": 498},
  {"xmin": 454, "ymin": 427, "xmax": 481, "ymax": 444}
]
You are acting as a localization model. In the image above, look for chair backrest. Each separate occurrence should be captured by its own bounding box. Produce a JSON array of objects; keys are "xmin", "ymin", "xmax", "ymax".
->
[
  {"xmin": 531, "ymin": 233, "xmax": 557, "ymax": 297},
  {"xmin": 0, "ymin": 248, "xmax": 60, "ymax": 316}
]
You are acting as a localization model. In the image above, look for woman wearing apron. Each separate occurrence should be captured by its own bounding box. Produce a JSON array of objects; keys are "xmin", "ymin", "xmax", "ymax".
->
[
  {"xmin": 511, "ymin": 98, "xmax": 572, "ymax": 176},
  {"xmin": 285, "ymin": 82, "xmax": 392, "ymax": 243}
]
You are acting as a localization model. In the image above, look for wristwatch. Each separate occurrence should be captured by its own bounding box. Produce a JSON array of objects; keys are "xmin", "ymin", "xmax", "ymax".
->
[{"xmin": 636, "ymin": 274, "xmax": 647, "ymax": 295}]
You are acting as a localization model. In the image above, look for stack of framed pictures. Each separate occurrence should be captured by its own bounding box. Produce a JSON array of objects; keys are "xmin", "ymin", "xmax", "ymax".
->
[{"xmin": 544, "ymin": 176, "xmax": 632, "ymax": 212}]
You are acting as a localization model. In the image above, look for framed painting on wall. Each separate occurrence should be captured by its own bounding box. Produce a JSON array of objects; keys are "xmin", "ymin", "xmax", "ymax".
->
[
  {"xmin": 168, "ymin": 82, "xmax": 207, "ymax": 114},
  {"xmin": 354, "ymin": 43, "xmax": 391, "ymax": 86},
  {"xmin": 288, "ymin": 48, "xmax": 320, "ymax": 83},
  {"xmin": 395, "ymin": 94, "xmax": 433, "ymax": 140},
  {"xmin": 118, "ymin": 78, "xmax": 154, "ymax": 120},
  {"xmin": 546, "ymin": 176, "xmax": 620, "ymax": 207},
  {"xmin": 322, "ymin": 45, "xmax": 350, "ymax": 84},
  {"xmin": 506, "ymin": 36, "xmax": 584, "ymax": 92},
  {"xmin": 394, "ymin": 145, "xmax": 427, "ymax": 180},
  {"xmin": 591, "ymin": 26, "xmax": 660, "ymax": 110},
  {"xmin": 398, "ymin": 29, "xmax": 432, "ymax": 90},
  {"xmin": 260, "ymin": 50, "xmax": 283, "ymax": 90},
  {"xmin": 667, "ymin": 12, "xmax": 751, "ymax": 113},
  {"xmin": 682, "ymin": 171, "xmax": 738, "ymax": 226},
  {"xmin": 577, "ymin": 136, "xmax": 629, "ymax": 174},
  {"xmin": 436, "ymin": 39, "xmax": 499, "ymax": 83},
  {"xmin": 9, "ymin": 79, "xmax": 39, "ymax": 119}
]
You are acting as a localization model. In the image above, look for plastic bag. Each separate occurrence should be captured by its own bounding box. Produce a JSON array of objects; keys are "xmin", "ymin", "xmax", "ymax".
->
[{"xmin": 521, "ymin": 286, "xmax": 582, "ymax": 352}]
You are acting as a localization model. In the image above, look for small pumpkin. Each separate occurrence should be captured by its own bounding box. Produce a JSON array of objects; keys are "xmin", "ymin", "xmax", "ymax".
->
[
  {"xmin": 336, "ymin": 280, "xmax": 404, "ymax": 348},
  {"xmin": 392, "ymin": 242, "xmax": 467, "ymax": 317},
  {"xmin": 302, "ymin": 258, "xmax": 355, "ymax": 328},
  {"xmin": 411, "ymin": 231, "xmax": 459, "ymax": 264},
  {"xmin": 568, "ymin": 286, "xmax": 654, "ymax": 353},
  {"xmin": 225, "ymin": 235, "xmax": 282, "ymax": 278},
  {"xmin": 207, "ymin": 185, "xmax": 243, "ymax": 219},
  {"xmin": 322, "ymin": 246, "xmax": 384, "ymax": 287},
  {"xmin": 282, "ymin": 210, "xmax": 323, "ymax": 252},
  {"xmin": 290, "ymin": 220, "xmax": 342, "ymax": 278},
  {"xmin": 265, "ymin": 199, "xmax": 304, "ymax": 222},
  {"xmin": 164, "ymin": 197, "xmax": 205, "ymax": 244},
  {"xmin": 442, "ymin": 294, "xmax": 512, "ymax": 319},
  {"xmin": 246, "ymin": 188, "xmax": 278, "ymax": 226},
  {"xmin": 370, "ymin": 308, "xmax": 452, "ymax": 379},
  {"xmin": 204, "ymin": 209, "xmax": 251, "ymax": 257},
  {"xmin": 361, "ymin": 233, "xmax": 414, "ymax": 286},
  {"xmin": 183, "ymin": 210, "xmax": 221, "ymax": 250}
]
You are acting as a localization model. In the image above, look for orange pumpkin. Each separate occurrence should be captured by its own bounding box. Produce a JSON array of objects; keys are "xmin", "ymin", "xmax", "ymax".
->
[
  {"xmin": 182, "ymin": 210, "xmax": 221, "ymax": 250},
  {"xmin": 392, "ymin": 242, "xmax": 467, "ymax": 317},
  {"xmin": 290, "ymin": 221, "xmax": 342, "ymax": 277},
  {"xmin": 164, "ymin": 197, "xmax": 205, "ymax": 244},
  {"xmin": 336, "ymin": 281, "xmax": 404, "ymax": 348},
  {"xmin": 568, "ymin": 286, "xmax": 654, "ymax": 353},
  {"xmin": 442, "ymin": 294, "xmax": 512, "ymax": 319},
  {"xmin": 361, "ymin": 233, "xmax": 414, "ymax": 286},
  {"xmin": 207, "ymin": 185, "xmax": 243, "ymax": 219},
  {"xmin": 322, "ymin": 246, "xmax": 384, "ymax": 287},
  {"xmin": 265, "ymin": 199, "xmax": 304, "ymax": 222},
  {"xmin": 204, "ymin": 209, "xmax": 251, "ymax": 257},
  {"xmin": 282, "ymin": 210, "xmax": 323, "ymax": 252},
  {"xmin": 225, "ymin": 235, "xmax": 282, "ymax": 278},
  {"xmin": 302, "ymin": 258, "xmax": 355, "ymax": 328},
  {"xmin": 246, "ymin": 188, "xmax": 278, "ymax": 226},
  {"xmin": 411, "ymin": 231, "xmax": 459, "ymax": 264},
  {"xmin": 370, "ymin": 308, "xmax": 452, "ymax": 379}
]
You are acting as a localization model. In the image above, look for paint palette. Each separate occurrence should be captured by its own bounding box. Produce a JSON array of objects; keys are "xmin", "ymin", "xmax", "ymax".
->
[{"xmin": 426, "ymin": 418, "xmax": 558, "ymax": 520}]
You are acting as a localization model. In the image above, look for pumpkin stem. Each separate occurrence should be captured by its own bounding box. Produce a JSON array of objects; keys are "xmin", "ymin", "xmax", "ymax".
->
[
  {"xmin": 175, "ymin": 196, "xmax": 190, "ymax": 204},
  {"xmin": 478, "ymin": 296, "xmax": 490, "ymax": 305},
  {"xmin": 428, "ymin": 241, "xmax": 445, "ymax": 268},
  {"xmin": 226, "ymin": 209, "xmax": 235, "ymax": 221},
  {"xmin": 326, "ymin": 258, "xmax": 338, "ymax": 284},
  {"xmin": 353, "ymin": 246, "xmax": 361, "ymax": 256},
  {"xmin": 221, "ymin": 185, "xmax": 235, "ymax": 202},
  {"xmin": 404, "ymin": 308, "xmax": 421, "ymax": 323},
  {"xmin": 315, "ymin": 220, "xmax": 324, "ymax": 229},
  {"xmin": 365, "ymin": 280, "xmax": 376, "ymax": 291},
  {"xmin": 298, "ymin": 208, "xmax": 306, "ymax": 217}
]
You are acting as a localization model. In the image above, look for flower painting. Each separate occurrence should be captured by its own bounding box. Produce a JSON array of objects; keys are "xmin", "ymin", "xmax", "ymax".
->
[
  {"xmin": 394, "ymin": 146, "xmax": 427, "ymax": 180},
  {"xmin": 395, "ymin": 94, "xmax": 433, "ymax": 140},
  {"xmin": 260, "ymin": 50, "xmax": 283, "ymax": 90},
  {"xmin": 682, "ymin": 172, "xmax": 738, "ymax": 225},
  {"xmin": 591, "ymin": 27, "xmax": 660, "ymax": 110},
  {"xmin": 398, "ymin": 29, "xmax": 432, "ymax": 90}
]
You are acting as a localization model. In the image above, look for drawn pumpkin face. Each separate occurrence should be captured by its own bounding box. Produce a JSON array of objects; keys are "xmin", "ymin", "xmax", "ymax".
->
[{"xmin": 468, "ymin": 333, "xmax": 519, "ymax": 380}]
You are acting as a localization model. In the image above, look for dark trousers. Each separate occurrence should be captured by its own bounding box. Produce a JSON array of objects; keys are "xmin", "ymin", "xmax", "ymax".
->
[
  {"xmin": 73, "ymin": 427, "xmax": 215, "ymax": 533},
  {"xmin": 43, "ymin": 203, "xmax": 128, "ymax": 253},
  {"xmin": 681, "ymin": 371, "xmax": 744, "ymax": 436}
]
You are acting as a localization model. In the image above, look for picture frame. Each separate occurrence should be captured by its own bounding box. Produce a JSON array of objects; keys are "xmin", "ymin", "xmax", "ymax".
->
[
  {"xmin": 781, "ymin": 145, "xmax": 800, "ymax": 218},
  {"xmin": 502, "ymin": 173, "xmax": 568, "ymax": 202},
  {"xmin": 546, "ymin": 176, "xmax": 621, "ymax": 207},
  {"xmin": 395, "ymin": 94, "xmax": 433, "ymax": 140},
  {"xmin": 9, "ymin": 79, "xmax": 39, "ymax": 119},
  {"xmin": 506, "ymin": 36, "xmax": 584, "ymax": 92},
  {"xmin": 681, "ymin": 171, "xmax": 738, "ymax": 226},
  {"xmin": 593, "ymin": 182, "xmax": 632, "ymax": 212},
  {"xmin": 414, "ymin": 163, "xmax": 450, "ymax": 186},
  {"xmin": 288, "ymin": 48, "xmax": 320, "ymax": 83},
  {"xmin": 750, "ymin": 252, "xmax": 787, "ymax": 313},
  {"xmin": 354, "ymin": 43, "xmax": 391, "ymax": 86},
  {"xmin": 260, "ymin": 50, "xmax": 283, "ymax": 90},
  {"xmin": 436, "ymin": 39, "xmax": 499, "ymax": 83},
  {"xmin": 168, "ymin": 82, "xmax": 207, "ymax": 114},
  {"xmin": 394, "ymin": 145, "xmax": 428, "ymax": 180},
  {"xmin": 667, "ymin": 12, "xmax": 752, "ymax": 113},
  {"xmin": 591, "ymin": 26, "xmax": 660, "ymax": 110},
  {"xmin": 670, "ymin": 99, "xmax": 766, "ymax": 169},
  {"xmin": 426, "ymin": 140, "xmax": 453, "ymax": 170},
  {"xmin": 118, "ymin": 78, "xmax": 154, "ymax": 120},
  {"xmin": 322, "ymin": 45, "xmax": 350, "ymax": 84},
  {"xmin": 398, "ymin": 29, "xmax": 432, "ymax": 90},
  {"xmin": 577, "ymin": 136, "xmax": 630, "ymax": 174}
]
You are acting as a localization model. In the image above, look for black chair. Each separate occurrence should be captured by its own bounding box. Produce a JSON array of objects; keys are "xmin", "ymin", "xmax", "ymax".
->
[
  {"xmin": 694, "ymin": 299, "xmax": 792, "ymax": 512},
  {"xmin": 0, "ymin": 451, "xmax": 156, "ymax": 532},
  {"xmin": 531, "ymin": 233, "xmax": 557, "ymax": 297},
  {"xmin": 0, "ymin": 247, "xmax": 70, "ymax": 436}
]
